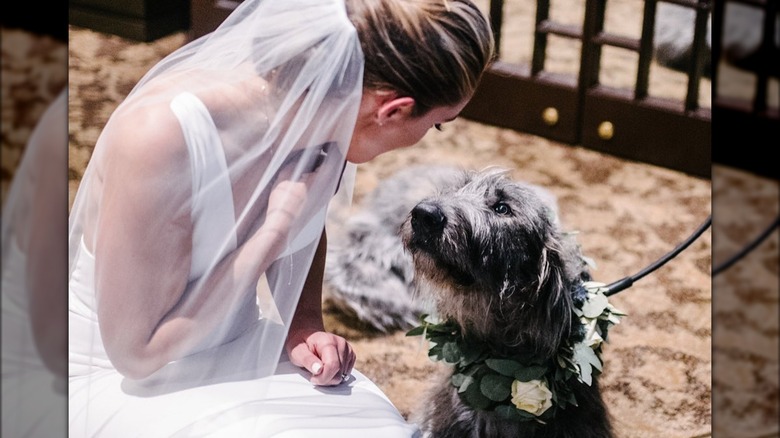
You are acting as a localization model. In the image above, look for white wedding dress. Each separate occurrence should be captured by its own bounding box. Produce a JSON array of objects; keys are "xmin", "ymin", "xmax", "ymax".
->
[
  {"xmin": 3, "ymin": 240, "xmax": 67, "ymax": 438},
  {"xmin": 68, "ymin": 92, "xmax": 420, "ymax": 438}
]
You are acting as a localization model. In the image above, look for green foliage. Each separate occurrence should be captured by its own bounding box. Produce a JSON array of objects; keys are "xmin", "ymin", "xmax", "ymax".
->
[{"xmin": 405, "ymin": 282, "xmax": 626, "ymax": 423}]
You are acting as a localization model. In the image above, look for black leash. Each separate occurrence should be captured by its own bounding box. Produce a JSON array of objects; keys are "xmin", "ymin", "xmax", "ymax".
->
[
  {"xmin": 605, "ymin": 213, "xmax": 780, "ymax": 296},
  {"xmin": 711, "ymin": 215, "xmax": 780, "ymax": 276},
  {"xmin": 604, "ymin": 216, "xmax": 712, "ymax": 296}
]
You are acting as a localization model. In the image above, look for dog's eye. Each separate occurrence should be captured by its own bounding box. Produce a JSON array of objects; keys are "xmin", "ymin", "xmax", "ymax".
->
[{"xmin": 493, "ymin": 202, "xmax": 512, "ymax": 215}]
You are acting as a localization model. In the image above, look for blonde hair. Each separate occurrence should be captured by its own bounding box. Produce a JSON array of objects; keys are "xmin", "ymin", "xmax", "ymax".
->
[{"xmin": 346, "ymin": 0, "xmax": 495, "ymax": 116}]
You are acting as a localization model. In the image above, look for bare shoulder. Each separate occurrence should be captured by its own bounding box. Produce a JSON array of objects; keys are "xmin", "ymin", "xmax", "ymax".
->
[
  {"xmin": 102, "ymin": 97, "xmax": 189, "ymax": 180},
  {"xmin": 92, "ymin": 99, "xmax": 194, "ymax": 225}
]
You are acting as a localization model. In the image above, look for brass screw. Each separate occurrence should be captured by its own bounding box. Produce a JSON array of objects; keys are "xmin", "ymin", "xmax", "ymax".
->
[
  {"xmin": 542, "ymin": 107, "xmax": 559, "ymax": 126},
  {"xmin": 598, "ymin": 121, "xmax": 614, "ymax": 140}
]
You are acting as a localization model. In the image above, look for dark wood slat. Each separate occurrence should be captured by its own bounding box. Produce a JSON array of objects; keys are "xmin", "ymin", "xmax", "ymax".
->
[
  {"xmin": 592, "ymin": 32, "xmax": 640, "ymax": 51},
  {"xmin": 721, "ymin": 0, "xmax": 766, "ymax": 7},
  {"xmin": 752, "ymin": 0, "xmax": 778, "ymax": 112},
  {"xmin": 532, "ymin": 0, "xmax": 551, "ymax": 75},
  {"xmin": 684, "ymin": 1, "xmax": 710, "ymax": 111},
  {"xmin": 574, "ymin": 0, "xmax": 607, "ymax": 145},
  {"xmin": 660, "ymin": 0, "xmax": 711, "ymax": 9},
  {"xmin": 635, "ymin": 0, "xmax": 658, "ymax": 99},
  {"xmin": 490, "ymin": 0, "xmax": 505, "ymax": 58},
  {"xmin": 537, "ymin": 20, "xmax": 583, "ymax": 39}
]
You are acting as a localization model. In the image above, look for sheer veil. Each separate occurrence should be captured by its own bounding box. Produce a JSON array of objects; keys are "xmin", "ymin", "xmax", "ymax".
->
[
  {"xmin": 3, "ymin": 89, "xmax": 68, "ymax": 438},
  {"xmin": 69, "ymin": 0, "xmax": 363, "ymax": 394}
]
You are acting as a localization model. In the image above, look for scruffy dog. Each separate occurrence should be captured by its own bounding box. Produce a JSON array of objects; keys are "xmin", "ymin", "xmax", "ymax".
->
[
  {"xmin": 327, "ymin": 165, "xmax": 622, "ymax": 437},
  {"xmin": 399, "ymin": 166, "xmax": 622, "ymax": 438},
  {"xmin": 326, "ymin": 166, "xmax": 623, "ymax": 438}
]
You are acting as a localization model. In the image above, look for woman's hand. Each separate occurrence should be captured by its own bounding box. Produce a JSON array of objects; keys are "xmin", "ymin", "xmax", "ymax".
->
[{"xmin": 286, "ymin": 328, "xmax": 356, "ymax": 386}]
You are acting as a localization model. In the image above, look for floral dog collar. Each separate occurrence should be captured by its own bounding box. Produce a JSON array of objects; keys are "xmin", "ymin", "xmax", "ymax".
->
[{"xmin": 406, "ymin": 282, "xmax": 626, "ymax": 424}]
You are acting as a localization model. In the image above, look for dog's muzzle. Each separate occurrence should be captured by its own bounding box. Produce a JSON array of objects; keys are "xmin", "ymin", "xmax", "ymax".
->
[{"xmin": 410, "ymin": 201, "xmax": 447, "ymax": 237}]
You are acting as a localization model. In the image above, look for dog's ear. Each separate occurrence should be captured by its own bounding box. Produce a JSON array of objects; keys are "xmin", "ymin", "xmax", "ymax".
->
[
  {"xmin": 513, "ymin": 230, "xmax": 574, "ymax": 359},
  {"xmin": 539, "ymin": 237, "xmax": 574, "ymax": 352}
]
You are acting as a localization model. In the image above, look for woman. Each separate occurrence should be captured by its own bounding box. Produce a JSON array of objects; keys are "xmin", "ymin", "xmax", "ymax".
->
[{"xmin": 69, "ymin": 0, "xmax": 494, "ymax": 435}]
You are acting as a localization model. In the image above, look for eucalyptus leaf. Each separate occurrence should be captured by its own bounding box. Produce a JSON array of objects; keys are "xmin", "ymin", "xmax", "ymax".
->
[
  {"xmin": 452, "ymin": 373, "xmax": 467, "ymax": 387},
  {"xmin": 406, "ymin": 325, "xmax": 426, "ymax": 337},
  {"xmin": 463, "ymin": 378, "xmax": 493, "ymax": 410},
  {"xmin": 558, "ymin": 354, "xmax": 577, "ymax": 368},
  {"xmin": 464, "ymin": 364, "xmax": 482, "ymax": 376},
  {"xmin": 494, "ymin": 405, "xmax": 535, "ymax": 421},
  {"xmin": 581, "ymin": 293, "xmax": 608, "ymax": 318},
  {"xmin": 427, "ymin": 324, "xmax": 457, "ymax": 335},
  {"xmin": 429, "ymin": 335, "xmax": 449, "ymax": 345},
  {"xmin": 457, "ymin": 375, "xmax": 475, "ymax": 393},
  {"xmin": 442, "ymin": 342, "xmax": 462, "ymax": 364},
  {"xmin": 513, "ymin": 365, "xmax": 548, "ymax": 382},
  {"xmin": 460, "ymin": 342, "xmax": 484, "ymax": 366},
  {"xmin": 579, "ymin": 344, "xmax": 602, "ymax": 372},
  {"xmin": 582, "ymin": 281, "xmax": 607, "ymax": 292},
  {"xmin": 607, "ymin": 314, "xmax": 623, "ymax": 325},
  {"xmin": 480, "ymin": 374, "xmax": 513, "ymax": 402},
  {"xmin": 609, "ymin": 307, "xmax": 628, "ymax": 317},
  {"xmin": 573, "ymin": 343, "xmax": 602, "ymax": 385},
  {"xmin": 485, "ymin": 359, "xmax": 524, "ymax": 377},
  {"xmin": 452, "ymin": 373, "xmax": 476, "ymax": 393}
]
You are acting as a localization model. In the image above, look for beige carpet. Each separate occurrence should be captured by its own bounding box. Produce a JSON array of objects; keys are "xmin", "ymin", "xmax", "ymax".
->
[{"xmin": 0, "ymin": 9, "xmax": 776, "ymax": 437}]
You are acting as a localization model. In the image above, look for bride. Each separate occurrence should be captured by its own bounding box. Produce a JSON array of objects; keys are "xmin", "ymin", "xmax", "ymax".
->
[{"xmin": 68, "ymin": 0, "xmax": 494, "ymax": 436}]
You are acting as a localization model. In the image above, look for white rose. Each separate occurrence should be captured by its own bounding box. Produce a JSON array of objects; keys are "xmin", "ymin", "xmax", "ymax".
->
[{"xmin": 510, "ymin": 379, "xmax": 553, "ymax": 416}]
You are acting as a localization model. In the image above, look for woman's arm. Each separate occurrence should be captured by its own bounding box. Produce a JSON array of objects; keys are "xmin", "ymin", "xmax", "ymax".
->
[
  {"xmin": 93, "ymin": 108, "xmax": 310, "ymax": 379},
  {"xmin": 285, "ymin": 230, "xmax": 356, "ymax": 386}
]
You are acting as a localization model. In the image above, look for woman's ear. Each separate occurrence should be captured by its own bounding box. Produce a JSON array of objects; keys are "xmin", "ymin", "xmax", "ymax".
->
[{"xmin": 376, "ymin": 96, "xmax": 415, "ymax": 125}]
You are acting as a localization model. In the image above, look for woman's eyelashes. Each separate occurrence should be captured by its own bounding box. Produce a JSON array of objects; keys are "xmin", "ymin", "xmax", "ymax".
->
[{"xmin": 434, "ymin": 123, "xmax": 443, "ymax": 131}]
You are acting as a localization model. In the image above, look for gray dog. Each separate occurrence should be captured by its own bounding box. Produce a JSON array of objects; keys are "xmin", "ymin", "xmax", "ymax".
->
[
  {"xmin": 325, "ymin": 165, "xmax": 562, "ymax": 332},
  {"xmin": 327, "ymin": 165, "xmax": 621, "ymax": 437}
]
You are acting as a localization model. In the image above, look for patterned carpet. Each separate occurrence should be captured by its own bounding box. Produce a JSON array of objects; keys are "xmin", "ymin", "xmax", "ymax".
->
[{"xmin": 0, "ymin": 18, "xmax": 777, "ymax": 438}]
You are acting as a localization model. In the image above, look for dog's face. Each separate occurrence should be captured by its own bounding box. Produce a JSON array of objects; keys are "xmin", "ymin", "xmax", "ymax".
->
[{"xmin": 400, "ymin": 168, "xmax": 580, "ymax": 357}]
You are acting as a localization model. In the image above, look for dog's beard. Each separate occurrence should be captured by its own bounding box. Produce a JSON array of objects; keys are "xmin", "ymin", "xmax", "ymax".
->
[{"xmin": 406, "ymin": 244, "xmax": 476, "ymax": 287}]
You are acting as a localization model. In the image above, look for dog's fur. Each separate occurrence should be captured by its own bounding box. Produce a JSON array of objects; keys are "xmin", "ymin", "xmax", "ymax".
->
[
  {"xmin": 397, "ymin": 166, "xmax": 612, "ymax": 437},
  {"xmin": 326, "ymin": 165, "xmax": 613, "ymax": 437}
]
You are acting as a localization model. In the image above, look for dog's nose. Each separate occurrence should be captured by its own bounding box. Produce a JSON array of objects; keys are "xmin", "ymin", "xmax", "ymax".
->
[{"xmin": 411, "ymin": 201, "xmax": 447, "ymax": 235}]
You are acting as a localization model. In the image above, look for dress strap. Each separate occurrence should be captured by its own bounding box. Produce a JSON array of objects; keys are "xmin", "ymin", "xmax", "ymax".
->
[{"xmin": 170, "ymin": 92, "xmax": 238, "ymax": 280}]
